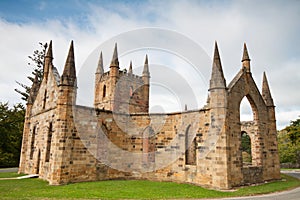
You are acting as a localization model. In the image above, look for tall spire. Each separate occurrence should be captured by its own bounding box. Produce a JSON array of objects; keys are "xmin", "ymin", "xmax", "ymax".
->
[
  {"xmin": 142, "ymin": 54, "xmax": 150, "ymax": 76},
  {"xmin": 110, "ymin": 43, "xmax": 119, "ymax": 67},
  {"xmin": 213, "ymin": 41, "xmax": 225, "ymax": 79},
  {"xmin": 241, "ymin": 43, "xmax": 250, "ymax": 61},
  {"xmin": 129, "ymin": 60, "xmax": 133, "ymax": 74},
  {"xmin": 241, "ymin": 43, "xmax": 251, "ymax": 72},
  {"xmin": 61, "ymin": 41, "xmax": 76, "ymax": 85},
  {"xmin": 209, "ymin": 42, "xmax": 226, "ymax": 90},
  {"xmin": 43, "ymin": 40, "xmax": 53, "ymax": 81},
  {"xmin": 262, "ymin": 72, "xmax": 274, "ymax": 106},
  {"xmin": 96, "ymin": 51, "xmax": 104, "ymax": 74},
  {"xmin": 46, "ymin": 40, "xmax": 53, "ymax": 58}
]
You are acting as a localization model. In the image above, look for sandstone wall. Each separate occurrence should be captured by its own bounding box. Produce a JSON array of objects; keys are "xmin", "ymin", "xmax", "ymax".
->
[
  {"xmin": 70, "ymin": 106, "xmax": 213, "ymax": 186},
  {"xmin": 94, "ymin": 70, "xmax": 149, "ymax": 113}
]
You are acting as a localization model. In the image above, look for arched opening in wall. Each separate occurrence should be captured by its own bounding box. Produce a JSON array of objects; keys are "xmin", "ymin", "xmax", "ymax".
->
[
  {"xmin": 45, "ymin": 122, "xmax": 53, "ymax": 162},
  {"xmin": 102, "ymin": 85, "xmax": 106, "ymax": 98},
  {"xmin": 142, "ymin": 126, "xmax": 155, "ymax": 167},
  {"xmin": 240, "ymin": 97, "xmax": 254, "ymax": 121},
  {"xmin": 30, "ymin": 126, "xmax": 36, "ymax": 160},
  {"xmin": 241, "ymin": 131, "xmax": 252, "ymax": 166},
  {"xmin": 185, "ymin": 125, "xmax": 196, "ymax": 165},
  {"xmin": 239, "ymin": 95, "xmax": 259, "ymax": 166}
]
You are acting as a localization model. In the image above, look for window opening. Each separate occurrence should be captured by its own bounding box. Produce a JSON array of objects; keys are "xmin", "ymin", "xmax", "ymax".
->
[
  {"xmin": 45, "ymin": 122, "xmax": 53, "ymax": 162},
  {"xmin": 103, "ymin": 85, "xmax": 106, "ymax": 98},
  {"xmin": 241, "ymin": 131, "xmax": 252, "ymax": 165},
  {"xmin": 185, "ymin": 125, "xmax": 196, "ymax": 165},
  {"xmin": 43, "ymin": 90, "xmax": 47, "ymax": 109},
  {"xmin": 30, "ymin": 126, "xmax": 37, "ymax": 159}
]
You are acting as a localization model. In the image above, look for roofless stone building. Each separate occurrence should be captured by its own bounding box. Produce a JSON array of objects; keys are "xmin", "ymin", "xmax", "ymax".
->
[{"xmin": 19, "ymin": 41, "xmax": 280, "ymax": 189}]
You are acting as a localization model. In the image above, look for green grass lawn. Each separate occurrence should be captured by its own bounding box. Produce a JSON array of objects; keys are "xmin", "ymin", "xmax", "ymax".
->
[
  {"xmin": 0, "ymin": 172, "xmax": 24, "ymax": 178},
  {"xmin": 0, "ymin": 173, "xmax": 299, "ymax": 199}
]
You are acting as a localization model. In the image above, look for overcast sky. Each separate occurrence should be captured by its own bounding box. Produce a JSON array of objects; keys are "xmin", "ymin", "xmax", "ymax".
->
[{"xmin": 0, "ymin": 0, "xmax": 299, "ymax": 129}]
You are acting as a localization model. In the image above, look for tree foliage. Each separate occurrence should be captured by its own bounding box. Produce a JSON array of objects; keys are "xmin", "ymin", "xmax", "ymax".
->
[
  {"xmin": 0, "ymin": 102, "xmax": 25, "ymax": 167},
  {"xmin": 15, "ymin": 42, "xmax": 47, "ymax": 101},
  {"xmin": 241, "ymin": 132, "xmax": 252, "ymax": 163},
  {"xmin": 278, "ymin": 117, "xmax": 300, "ymax": 164}
]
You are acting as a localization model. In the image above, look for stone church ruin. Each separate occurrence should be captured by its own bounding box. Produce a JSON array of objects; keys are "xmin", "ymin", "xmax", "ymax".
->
[{"xmin": 19, "ymin": 40, "xmax": 280, "ymax": 189}]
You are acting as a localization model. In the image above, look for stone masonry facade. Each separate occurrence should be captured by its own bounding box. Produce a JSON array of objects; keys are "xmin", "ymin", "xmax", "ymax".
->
[{"xmin": 18, "ymin": 40, "xmax": 281, "ymax": 189}]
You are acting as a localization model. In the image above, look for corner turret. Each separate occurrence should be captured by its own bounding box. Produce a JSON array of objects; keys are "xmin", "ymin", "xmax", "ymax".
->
[
  {"xmin": 43, "ymin": 40, "xmax": 53, "ymax": 82},
  {"xmin": 109, "ymin": 43, "xmax": 119, "ymax": 79},
  {"xmin": 110, "ymin": 43, "xmax": 119, "ymax": 67},
  {"xmin": 142, "ymin": 54, "xmax": 150, "ymax": 84},
  {"xmin": 96, "ymin": 51, "xmax": 104, "ymax": 75},
  {"xmin": 207, "ymin": 42, "xmax": 229, "ymax": 188},
  {"xmin": 129, "ymin": 61, "xmax": 133, "ymax": 74},
  {"xmin": 141, "ymin": 54, "xmax": 150, "ymax": 112},
  {"xmin": 262, "ymin": 72, "xmax": 274, "ymax": 107},
  {"xmin": 209, "ymin": 42, "xmax": 226, "ymax": 90},
  {"xmin": 241, "ymin": 43, "xmax": 251, "ymax": 73},
  {"xmin": 95, "ymin": 51, "xmax": 104, "ymax": 83},
  {"xmin": 60, "ymin": 41, "xmax": 76, "ymax": 86}
]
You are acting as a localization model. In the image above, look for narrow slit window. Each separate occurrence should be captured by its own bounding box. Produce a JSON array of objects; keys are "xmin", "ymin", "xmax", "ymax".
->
[
  {"xmin": 43, "ymin": 90, "xmax": 47, "ymax": 109},
  {"xmin": 30, "ymin": 126, "xmax": 37, "ymax": 160},
  {"xmin": 103, "ymin": 85, "xmax": 106, "ymax": 98},
  {"xmin": 45, "ymin": 122, "xmax": 53, "ymax": 162}
]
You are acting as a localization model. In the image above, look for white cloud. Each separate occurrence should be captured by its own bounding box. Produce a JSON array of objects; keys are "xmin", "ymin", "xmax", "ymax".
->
[
  {"xmin": 277, "ymin": 109, "xmax": 300, "ymax": 130},
  {"xmin": 0, "ymin": 0, "xmax": 299, "ymax": 130}
]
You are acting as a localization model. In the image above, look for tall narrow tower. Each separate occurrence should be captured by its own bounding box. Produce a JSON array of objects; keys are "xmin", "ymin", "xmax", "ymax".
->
[
  {"xmin": 109, "ymin": 43, "xmax": 120, "ymax": 110},
  {"xmin": 208, "ymin": 42, "xmax": 229, "ymax": 189},
  {"xmin": 261, "ymin": 72, "xmax": 280, "ymax": 179},
  {"xmin": 94, "ymin": 44, "xmax": 150, "ymax": 113},
  {"xmin": 51, "ymin": 41, "xmax": 77, "ymax": 185}
]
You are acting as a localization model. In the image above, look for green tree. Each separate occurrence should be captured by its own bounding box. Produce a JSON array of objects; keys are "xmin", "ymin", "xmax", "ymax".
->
[
  {"xmin": 241, "ymin": 132, "xmax": 252, "ymax": 163},
  {"xmin": 15, "ymin": 42, "xmax": 47, "ymax": 101},
  {"xmin": 284, "ymin": 118, "xmax": 300, "ymax": 145},
  {"xmin": 278, "ymin": 117, "xmax": 300, "ymax": 164},
  {"xmin": 0, "ymin": 102, "xmax": 25, "ymax": 167}
]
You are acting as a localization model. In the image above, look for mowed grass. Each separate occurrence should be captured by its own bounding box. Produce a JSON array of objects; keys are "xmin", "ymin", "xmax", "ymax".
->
[
  {"xmin": 0, "ymin": 172, "xmax": 24, "ymax": 178},
  {"xmin": 0, "ymin": 173, "xmax": 299, "ymax": 199}
]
